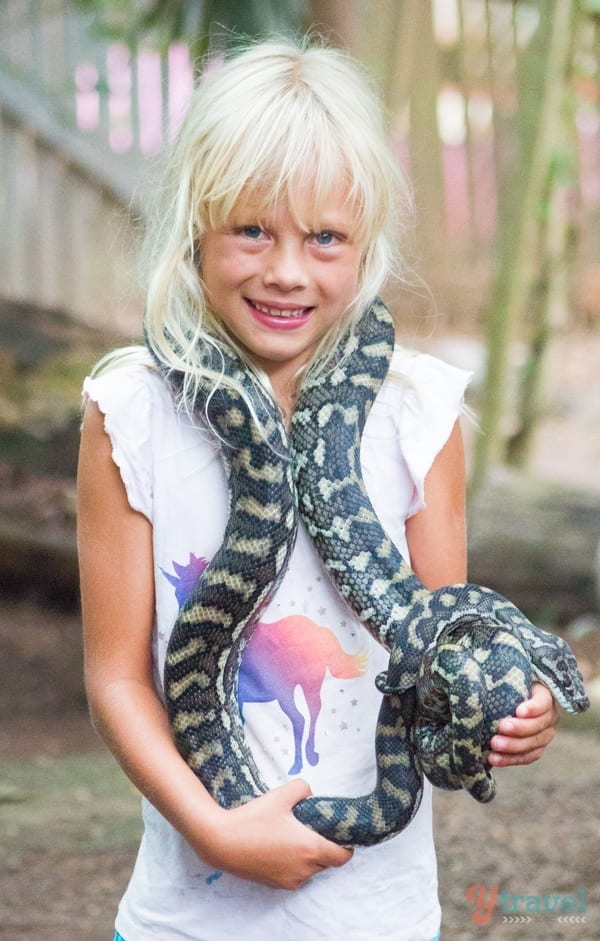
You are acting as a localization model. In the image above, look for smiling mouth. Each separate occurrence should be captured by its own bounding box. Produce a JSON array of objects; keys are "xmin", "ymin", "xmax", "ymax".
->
[{"xmin": 249, "ymin": 300, "xmax": 312, "ymax": 319}]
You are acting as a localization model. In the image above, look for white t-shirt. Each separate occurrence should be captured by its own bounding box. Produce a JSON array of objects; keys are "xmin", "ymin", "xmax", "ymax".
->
[{"xmin": 84, "ymin": 346, "xmax": 470, "ymax": 941}]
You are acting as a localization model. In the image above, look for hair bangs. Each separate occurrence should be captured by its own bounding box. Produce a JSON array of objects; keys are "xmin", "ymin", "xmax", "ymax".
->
[{"xmin": 196, "ymin": 84, "xmax": 362, "ymax": 240}]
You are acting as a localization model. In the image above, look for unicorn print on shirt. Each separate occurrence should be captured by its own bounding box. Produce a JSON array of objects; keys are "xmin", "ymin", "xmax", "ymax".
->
[
  {"xmin": 238, "ymin": 614, "xmax": 366, "ymax": 774},
  {"xmin": 162, "ymin": 552, "xmax": 208, "ymax": 609},
  {"xmin": 162, "ymin": 554, "xmax": 366, "ymax": 774}
]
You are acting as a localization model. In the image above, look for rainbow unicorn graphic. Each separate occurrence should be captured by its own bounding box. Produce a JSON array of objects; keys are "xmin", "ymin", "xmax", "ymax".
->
[{"xmin": 162, "ymin": 554, "xmax": 366, "ymax": 774}]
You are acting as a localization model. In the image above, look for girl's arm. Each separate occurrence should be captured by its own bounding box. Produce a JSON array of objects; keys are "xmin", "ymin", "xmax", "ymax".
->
[
  {"xmin": 77, "ymin": 401, "xmax": 352, "ymax": 890},
  {"xmin": 405, "ymin": 420, "xmax": 558, "ymax": 768}
]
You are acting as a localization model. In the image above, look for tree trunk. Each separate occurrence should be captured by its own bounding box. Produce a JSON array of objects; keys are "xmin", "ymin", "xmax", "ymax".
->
[
  {"xmin": 407, "ymin": 0, "xmax": 447, "ymax": 277},
  {"xmin": 470, "ymin": 0, "xmax": 577, "ymax": 493},
  {"xmin": 506, "ymin": 5, "xmax": 580, "ymax": 466}
]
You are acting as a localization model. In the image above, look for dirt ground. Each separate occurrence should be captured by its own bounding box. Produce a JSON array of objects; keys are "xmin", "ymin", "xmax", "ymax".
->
[
  {"xmin": 1, "ymin": 329, "xmax": 600, "ymax": 940},
  {"xmin": 0, "ymin": 597, "xmax": 598, "ymax": 941}
]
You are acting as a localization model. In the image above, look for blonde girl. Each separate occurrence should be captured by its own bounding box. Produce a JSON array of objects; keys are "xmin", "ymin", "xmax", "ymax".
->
[{"xmin": 77, "ymin": 38, "xmax": 557, "ymax": 941}]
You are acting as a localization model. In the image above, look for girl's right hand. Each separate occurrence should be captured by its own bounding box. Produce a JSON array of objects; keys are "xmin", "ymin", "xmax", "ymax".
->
[{"xmin": 198, "ymin": 778, "xmax": 353, "ymax": 890}]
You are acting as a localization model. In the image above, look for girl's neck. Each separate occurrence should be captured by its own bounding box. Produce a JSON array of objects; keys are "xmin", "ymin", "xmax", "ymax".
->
[{"xmin": 270, "ymin": 375, "xmax": 298, "ymax": 429}]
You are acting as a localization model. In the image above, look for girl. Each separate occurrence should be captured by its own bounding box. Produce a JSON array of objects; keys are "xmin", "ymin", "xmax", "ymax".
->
[{"xmin": 77, "ymin": 38, "xmax": 557, "ymax": 941}]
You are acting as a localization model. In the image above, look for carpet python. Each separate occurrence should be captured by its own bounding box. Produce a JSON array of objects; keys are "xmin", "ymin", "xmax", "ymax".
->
[{"xmin": 158, "ymin": 299, "xmax": 589, "ymax": 847}]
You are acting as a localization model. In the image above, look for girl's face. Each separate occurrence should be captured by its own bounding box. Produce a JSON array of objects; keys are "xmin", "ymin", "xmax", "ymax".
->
[{"xmin": 200, "ymin": 184, "xmax": 364, "ymax": 401}]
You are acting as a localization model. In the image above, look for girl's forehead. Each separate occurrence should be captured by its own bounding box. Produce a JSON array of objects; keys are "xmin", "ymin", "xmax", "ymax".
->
[{"xmin": 226, "ymin": 181, "xmax": 359, "ymax": 231}]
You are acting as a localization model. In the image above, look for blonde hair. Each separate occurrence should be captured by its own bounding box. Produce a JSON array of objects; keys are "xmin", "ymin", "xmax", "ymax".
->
[{"xmin": 132, "ymin": 38, "xmax": 412, "ymax": 412}]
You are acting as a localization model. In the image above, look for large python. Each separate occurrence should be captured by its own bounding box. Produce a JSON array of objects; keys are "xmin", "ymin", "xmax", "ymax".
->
[{"xmin": 158, "ymin": 299, "xmax": 589, "ymax": 847}]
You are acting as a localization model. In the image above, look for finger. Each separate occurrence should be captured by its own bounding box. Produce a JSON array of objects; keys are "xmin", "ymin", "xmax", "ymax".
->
[
  {"xmin": 488, "ymin": 746, "xmax": 546, "ymax": 768},
  {"xmin": 320, "ymin": 841, "xmax": 354, "ymax": 868},
  {"xmin": 514, "ymin": 682, "xmax": 554, "ymax": 719},
  {"xmin": 277, "ymin": 781, "xmax": 354, "ymax": 866},
  {"xmin": 496, "ymin": 692, "xmax": 558, "ymax": 737},
  {"xmin": 496, "ymin": 711, "xmax": 554, "ymax": 738},
  {"xmin": 271, "ymin": 777, "xmax": 313, "ymax": 809},
  {"xmin": 489, "ymin": 724, "xmax": 555, "ymax": 756}
]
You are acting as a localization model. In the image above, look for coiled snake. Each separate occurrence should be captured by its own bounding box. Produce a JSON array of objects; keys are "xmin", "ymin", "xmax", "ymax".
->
[{"xmin": 158, "ymin": 299, "xmax": 589, "ymax": 847}]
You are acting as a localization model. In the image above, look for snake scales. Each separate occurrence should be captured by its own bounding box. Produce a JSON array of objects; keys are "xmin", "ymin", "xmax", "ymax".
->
[{"xmin": 158, "ymin": 299, "xmax": 589, "ymax": 847}]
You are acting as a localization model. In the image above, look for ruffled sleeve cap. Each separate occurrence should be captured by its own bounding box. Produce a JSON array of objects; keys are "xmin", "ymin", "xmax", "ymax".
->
[
  {"xmin": 83, "ymin": 363, "xmax": 155, "ymax": 521},
  {"xmin": 375, "ymin": 347, "xmax": 472, "ymax": 518}
]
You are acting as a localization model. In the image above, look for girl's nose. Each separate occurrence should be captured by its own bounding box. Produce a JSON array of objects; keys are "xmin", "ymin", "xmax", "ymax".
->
[{"xmin": 263, "ymin": 242, "xmax": 309, "ymax": 291}]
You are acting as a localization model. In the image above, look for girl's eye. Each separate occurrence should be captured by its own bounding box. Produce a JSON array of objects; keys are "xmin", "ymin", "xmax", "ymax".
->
[
  {"xmin": 241, "ymin": 225, "xmax": 263, "ymax": 239},
  {"xmin": 313, "ymin": 231, "xmax": 337, "ymax": 246}
]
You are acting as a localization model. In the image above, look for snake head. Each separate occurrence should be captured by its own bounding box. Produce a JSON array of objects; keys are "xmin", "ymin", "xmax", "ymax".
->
[
  {"xmin": 425, "ymin": 584, "xmax": 590, "ymax": 716},
  {"xmin": 471, "ymin": 586, "xmax": 591, "ymax": 715}
]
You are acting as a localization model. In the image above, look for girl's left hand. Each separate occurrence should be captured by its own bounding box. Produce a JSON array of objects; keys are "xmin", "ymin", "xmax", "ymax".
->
[{"xmin": 487, "ymin": 682, "xmax": 559, "ymax": 768}]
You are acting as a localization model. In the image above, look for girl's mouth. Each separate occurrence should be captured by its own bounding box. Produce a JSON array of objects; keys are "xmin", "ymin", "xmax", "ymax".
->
[{"xmin": 246, "ymin": 299, "xmax": 313, "ymax": 329}]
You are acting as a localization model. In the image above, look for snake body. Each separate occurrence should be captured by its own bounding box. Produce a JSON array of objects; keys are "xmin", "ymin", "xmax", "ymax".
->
[
  {"xmin": 160, "ymin": 300, "xmax": 589, "ymax": 846},
  {"xmin": 163, "ymin": 353, "xmax": 298, "ymax": 803}
]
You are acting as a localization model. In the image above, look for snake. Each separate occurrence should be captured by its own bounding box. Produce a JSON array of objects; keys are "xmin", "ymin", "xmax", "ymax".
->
[{"xmin": 158, "ymin": 299, "xmax": 589, "ymax": 847}]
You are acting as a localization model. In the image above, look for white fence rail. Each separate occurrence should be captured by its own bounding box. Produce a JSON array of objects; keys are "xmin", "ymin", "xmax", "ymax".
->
[{"xmin": 0, "ymin": 0, "xmax": 194, "ymax": 330}]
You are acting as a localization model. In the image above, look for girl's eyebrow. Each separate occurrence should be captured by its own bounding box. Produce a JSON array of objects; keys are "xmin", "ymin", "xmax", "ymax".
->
[
  {"xmin": 226, "ymin": 210, "xmax": 268, "ymax": 227},
  {"xmin": 218, "ymin": 217, "xmax": 263, "ymax": 233}
]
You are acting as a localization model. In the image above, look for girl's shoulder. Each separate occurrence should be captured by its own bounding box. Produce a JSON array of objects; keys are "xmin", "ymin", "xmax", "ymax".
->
[
  {"xmin": 82, "ymin": 359, "xmax": 176, "ymax": 521},
  {"xmin": 387, "ymin": 344, "xmax": 472, "ymax": 398},
  {"xmin": 83, "ymin": 353, "xmax": 167, "ymax": 410},
  {"xmin": 367, "ymin": 346, "xmax": 472, "ymax": 514},
  {"xmin": 373, "ymin": 344, "xmax": 473, "ymax": 422},
  {"xmin": 83, "ymin": 354, "xmax": 183, "ymax": 438}
]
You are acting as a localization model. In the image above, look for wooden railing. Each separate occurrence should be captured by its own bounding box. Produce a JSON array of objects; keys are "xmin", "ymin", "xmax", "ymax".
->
[
  {"xmin": 0, "ymin": 0, "xmax": 194, "ymax": 331},
  {"xmin": 0, "ymin": 0, "xmax": 598, "ymax": 332}
]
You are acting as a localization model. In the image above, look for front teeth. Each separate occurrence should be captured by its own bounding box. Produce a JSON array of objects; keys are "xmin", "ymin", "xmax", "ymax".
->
[{"xmin": 253, "ymin": 301, "xmax": 307, "ymax": 318}]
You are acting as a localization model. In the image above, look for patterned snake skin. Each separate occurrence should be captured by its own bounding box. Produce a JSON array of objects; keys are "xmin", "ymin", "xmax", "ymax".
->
[{"xmin": 158, "ymin": 300, "xmax": 589, "ymax": 847}]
